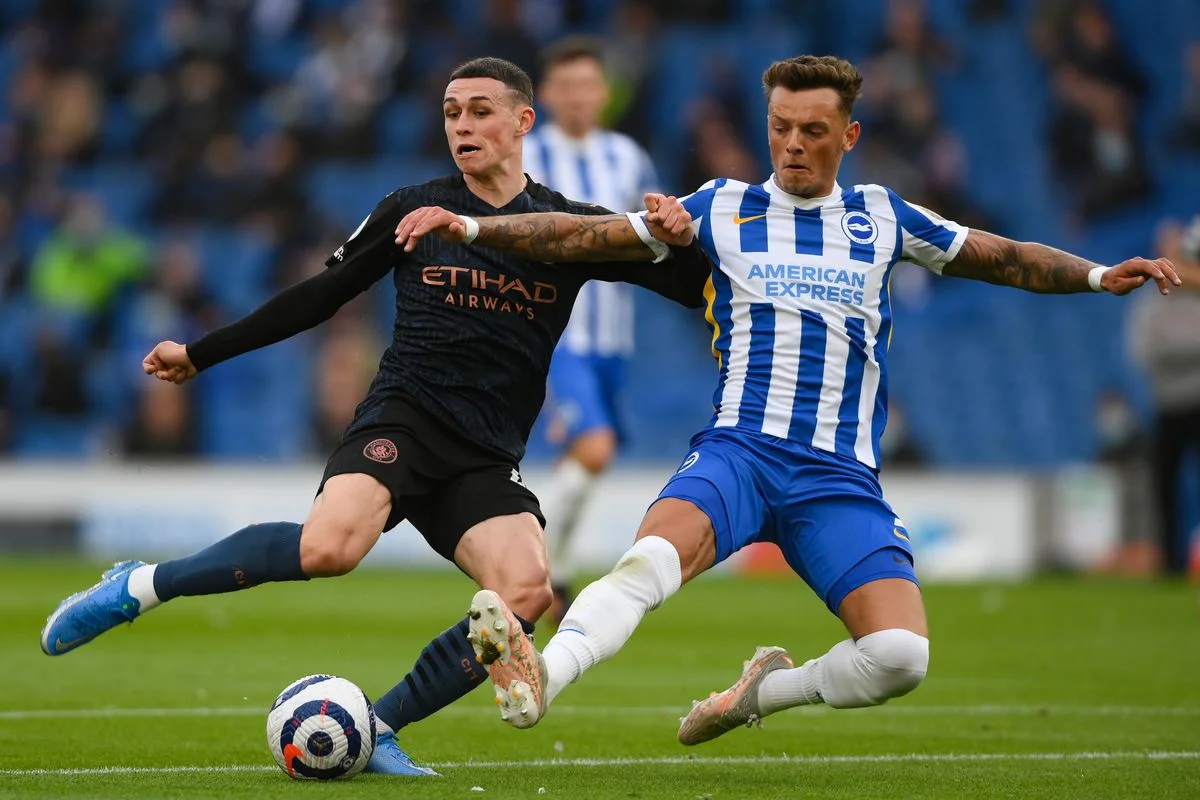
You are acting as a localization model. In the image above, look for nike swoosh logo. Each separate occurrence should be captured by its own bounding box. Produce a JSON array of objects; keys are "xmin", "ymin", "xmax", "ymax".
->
[
  {"xmin": 893, "ymin": 528, "xmax": 909, "ymax": 541},
  {"xmin": 55, "ymin": 634, "xmax": 89, "ymax": 651},
  {"xmin": 733, "ymin": 213, "xmax": 767, "ymax": 225}
]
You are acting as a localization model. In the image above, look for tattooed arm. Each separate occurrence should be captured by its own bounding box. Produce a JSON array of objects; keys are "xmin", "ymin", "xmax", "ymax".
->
[
  {"xmin": 393, "ymin": 195, "xmax": 694, "ymax": 263},
  {"xmin": 471, "ymin": 213, "xmax": 655, "ymax": 262},
  {"xmin": 944, "ymin": 230, "xmax": 1181, "ymax": 296}
]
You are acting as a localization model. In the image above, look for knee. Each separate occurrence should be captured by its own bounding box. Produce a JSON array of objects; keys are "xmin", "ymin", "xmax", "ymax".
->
[
  {"xmin": 858, "ymin": 628, "xmax": 929, "ymax": 703},
  {"xmin": 495, "ymin": 573, "xmax": 553, "ymax": 623},
  {"xmin": 571, "ymin": 432, "xmax": 616, "ymax": 474},
  {"xmin": 299, "ymin": 524, "xmax": 368, "ymax": 577}
]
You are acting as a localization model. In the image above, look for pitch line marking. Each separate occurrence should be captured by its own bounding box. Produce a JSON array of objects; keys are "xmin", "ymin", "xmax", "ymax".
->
[
  {"xmin": 2, "ymin": 704, "xmax": 1198, "ymax": 721},
  {"xmin": 2, "ymin": 751, "xmax": 1199, "ymax": 776}
]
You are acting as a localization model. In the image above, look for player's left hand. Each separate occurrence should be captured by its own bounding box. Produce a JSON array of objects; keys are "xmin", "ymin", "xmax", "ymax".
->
[
  {"xmin": 1102, "ymin": 257, "xmax": 1182, "ymax": 296},
  {"xmin": 644, "ymin": 193, "xmax": 694, "ymax": 247},
  {"xmin": 394, "ymin": 206, "xmax": 467, "ymax": 252}
]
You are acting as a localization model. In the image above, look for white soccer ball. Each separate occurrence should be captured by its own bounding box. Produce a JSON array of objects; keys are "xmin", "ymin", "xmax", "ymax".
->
[{"xmin": 266, "ymin": 674, "xmax": 377, "ymax": 780}]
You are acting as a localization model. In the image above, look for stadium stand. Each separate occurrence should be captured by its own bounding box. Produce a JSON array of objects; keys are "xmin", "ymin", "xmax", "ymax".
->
[{"xmin": 0, "ymin": 0, "xmax": 1196, "ymax": 469}]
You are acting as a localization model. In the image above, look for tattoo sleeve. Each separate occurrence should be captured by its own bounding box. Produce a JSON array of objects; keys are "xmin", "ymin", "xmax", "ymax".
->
[
  {"xmin": 474, "ymin": 213, "xmax": 653, "ymax": 262},
  {"xmin": 943, "ymin": 230, "xmax": 1103, "ymax": 293}
]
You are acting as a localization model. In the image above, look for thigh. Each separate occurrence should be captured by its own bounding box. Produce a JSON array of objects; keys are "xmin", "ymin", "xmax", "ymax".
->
[
  {"xmin": 655, "ymin": 432, "xmax": 772, "ymax": 567},
  {"xmin": 304, "ymin": 473, "xmax": 392, "ymax": 560},
  {"xmin": 547, "ymin": 350, "xmax": 615, "ymax": 442},
  {"xmin": 837, "ymin": 575, "xmax": 928, "ymax": 639},
  {"xmin": 776, "ymin": 488, "xmax": 916, "ymax": 615},
  {"xmin": 319, "ymin": 424, "xmax": 435, "ymax": 531},
  {"xmin": 453, "ymin": 512, "xmax": 548, "ymax": 594},
  {"xmin": 409, "ymin": 464, "xmax": 545, "ymax": 563}
]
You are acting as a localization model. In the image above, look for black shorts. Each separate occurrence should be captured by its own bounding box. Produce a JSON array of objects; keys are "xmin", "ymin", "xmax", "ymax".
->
[{"xmin": 319, "ymin": 395, "xmax": 544, "ymax": 562}]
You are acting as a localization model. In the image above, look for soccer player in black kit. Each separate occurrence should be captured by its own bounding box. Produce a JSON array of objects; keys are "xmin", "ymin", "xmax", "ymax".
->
[{"xmin": 40, "ymin": 57, "xmax": 707, "ymax": 775}]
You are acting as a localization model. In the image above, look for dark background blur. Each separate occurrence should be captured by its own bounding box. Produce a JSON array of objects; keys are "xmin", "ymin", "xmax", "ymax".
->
[{"xmin": 0, "ymin": 0, "xmax": 1196, "ymax": 496}]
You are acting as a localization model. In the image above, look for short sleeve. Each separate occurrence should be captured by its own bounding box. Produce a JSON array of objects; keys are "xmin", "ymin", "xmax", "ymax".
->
[{"xmin": 886, "ymin": 189, "xmax": 969, "ymax": 275}]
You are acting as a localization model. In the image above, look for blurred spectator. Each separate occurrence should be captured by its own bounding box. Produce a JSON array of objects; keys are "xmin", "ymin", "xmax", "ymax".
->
[
  {"xmin": 1091, "ymin": 387, "xmax": 1157, "ymax": 576},
  {"xmin": 0, "ymin": 373, "xmax": 10, "ymax": 454},
  {"xmin": 286, "ymin": 16, "xmax": 380, "ymax": 157},
  {"xmin": 244, "ymin": 131, "xmax": 310, "ymax": 244},
  {"xmin": 1128, "ymin": 217, "xmax": 1200, "ymax": 574},
  {"xmin": 152, "ymin": 132, "xmax": 254, "ymax": 225},
  {"xmin": 1053, "ymin": 1, "xmax": 1146, "ymax": 104},
  {"xmin": 135, "ymin": 58, "xmax": 237, "ymax": 174},
  {"xmin": 116, "ymin": 238, "xmax": 222, "ymax": 363},
  {"xmin": 467, "ymin": 0, "xmax": 544, "ymax": 82},
  {"xmin": 1168, "ymin": 41, "xmax": 1200, "ymax": 153},
  {"xmin": 867, "ymin": 0, "xmax": 958, "ymax": 96},
  {"xmin": 312, "ymin": 320, "xmax": 378, "ymax": 453},
  {"xmin": 31, "ymin": 324, "xmax": 87, "ymax": 417},
  {"xmin": 1048, "ymin": 65, "xmax": 1151, "ymax": 223},
  {"xmin": 29, "ymin": 195, "xmax": 148, "ymax": 324},
  {"xmin": 601, "ymin": 1, "xmax": 660, "ymax": 143},
  {"xmin": 679, "ymin": 99, "xmax": 758, "ymax": 191},
  {"xmin": 121, "ymin": 379, "xmax": 198, "ymax": 459},
  {"xmin": 0, "ymin": 195, "xmax": 24, "ymax": 302},
  {"xmin": 879, "ymin": 403, "xmax": 928, "ymax": 469}
]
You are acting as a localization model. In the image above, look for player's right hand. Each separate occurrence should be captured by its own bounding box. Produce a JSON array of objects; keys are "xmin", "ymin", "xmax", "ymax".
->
[
  {"xmin": 143, "ymin": 341, "xmax": 198, "ymax": 385},
  {"xmin": 644, "ymin": 193, "xmax": 695, "ymax": 247},
  {"xmin": 394, "ymin": 206, "xmax": 468, "ymax": 252}
]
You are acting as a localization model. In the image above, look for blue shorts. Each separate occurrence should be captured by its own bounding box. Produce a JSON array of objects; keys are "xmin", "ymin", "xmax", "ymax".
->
[
  {"xmin": 658, "ymin": 427, "xmax": 917, "ymax": 614},
  {"xmin": 546, "ymin": 349, "xmax": 627, "ymax": 445}
]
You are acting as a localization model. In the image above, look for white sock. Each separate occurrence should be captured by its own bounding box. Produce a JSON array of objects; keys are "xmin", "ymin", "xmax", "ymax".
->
[
  {"xmin": 757, "ymin": 629, "xmax": 929, "ymax": 715},
  {"xmin": 542, "ymin": 535, "xmax": 682, "ymax": 704},
  {"xmin": 538, "ymin": 458, "xmax": 594, "ymax": 582},
  {"xmin": 125, "ymin": 564, "xmax": 162, "ymax": 612}
]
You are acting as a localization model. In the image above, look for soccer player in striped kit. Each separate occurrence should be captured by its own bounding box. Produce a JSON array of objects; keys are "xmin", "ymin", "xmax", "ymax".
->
[
  {"xmin": 523, "ymin": 38, "xmax": 661, "ymax": 621},
  {"xmin": 394, "ymin": 55, "xmax": 1179, "ymax": 742}
]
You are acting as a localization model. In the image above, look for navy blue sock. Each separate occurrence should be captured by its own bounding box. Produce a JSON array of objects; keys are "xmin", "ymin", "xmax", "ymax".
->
[
  {"xmin": 152, "ymin": 521, "xmax": 308, "ymax": 602},
  {"xmin": 375, "ymin": 613, "xmax": 536, "ymax": 731}
]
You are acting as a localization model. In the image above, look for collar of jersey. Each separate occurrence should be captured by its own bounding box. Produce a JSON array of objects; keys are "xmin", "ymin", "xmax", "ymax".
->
[{"xmin": 762, "ymin": 175, "xmax": 842, "ymax": 209}]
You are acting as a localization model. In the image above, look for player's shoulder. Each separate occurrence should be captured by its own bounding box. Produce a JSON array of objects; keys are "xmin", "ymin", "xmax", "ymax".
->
[
  {"xmin": 523, "ymin": 179, "xmax": 614, "ymax": 216},
  {"xmin": 598, "ymin": 129, "xmax": 650, "ymax": 157}
]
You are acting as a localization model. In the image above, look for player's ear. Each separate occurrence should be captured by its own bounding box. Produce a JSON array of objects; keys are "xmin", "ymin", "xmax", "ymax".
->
[
  {"xmin": 842, "ymin": 120, "xmax": 861, "ymax": 153},
  {"xmin": 517, "ymin": 104, "xmax": 535, "ymax": 136}
]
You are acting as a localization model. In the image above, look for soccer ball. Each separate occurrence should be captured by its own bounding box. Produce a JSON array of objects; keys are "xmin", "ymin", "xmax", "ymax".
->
[{"xmin": 266, "ymin": 674, "xmax": 377, "ymax": 780}]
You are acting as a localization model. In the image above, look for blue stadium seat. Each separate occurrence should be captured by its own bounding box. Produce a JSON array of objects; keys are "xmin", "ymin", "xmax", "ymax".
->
[
  {"xmin": 58, "ymin": 164, "xmax": 152, "ymax": 231},
  {"xmin": 305, "ymin": 159, "xmax": 449, "ymax": 229},
  {"xmin": 192, "ymin": 227, "xmax": 276, "ymax": 317},
  {"xmin": 377, "ymin": 97, "xmax": 432, "ymax": 156},
  {"xmin": 245, "ymin": 33, "xmax": 309, "ymax": 84}
]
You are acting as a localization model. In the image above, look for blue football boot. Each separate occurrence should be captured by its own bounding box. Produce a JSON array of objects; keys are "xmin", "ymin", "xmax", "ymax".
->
[
  {"xmin": 40, "ymin": 560, "xmax": 145, "ymax": 655},
  {"xmin": 365, "ymin": 731, "xmax": 441, "ymax": 776}
]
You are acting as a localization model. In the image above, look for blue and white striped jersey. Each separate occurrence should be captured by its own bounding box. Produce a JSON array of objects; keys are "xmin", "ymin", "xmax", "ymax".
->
[
  {"xmin": 525, "ymin": 123, "xmax": 658, "ymax": 356},
  {"xmin": 665, "ymin": 176, "xmax": 967, "ymax": 470}
]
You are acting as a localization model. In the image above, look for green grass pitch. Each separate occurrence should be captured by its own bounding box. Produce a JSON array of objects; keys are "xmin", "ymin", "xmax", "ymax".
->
[{"xmin": 2, "ymin": 560, "xmax": 1198, "ymax": 799}]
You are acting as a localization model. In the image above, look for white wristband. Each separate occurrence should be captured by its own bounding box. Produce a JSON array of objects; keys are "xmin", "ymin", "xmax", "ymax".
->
[
  {"xmin": 458, "ymin": 215, "xmax": 480, "ymax": 244},
  {"xmin": 1088, "ymin": 265, "xmax": 1110, "ymax": 292}
]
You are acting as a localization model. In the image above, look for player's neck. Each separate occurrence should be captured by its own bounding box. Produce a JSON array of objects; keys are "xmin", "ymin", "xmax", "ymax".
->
[{"xmin": 463, "ymin": 167, "xmax": 529, "ymax": 209}]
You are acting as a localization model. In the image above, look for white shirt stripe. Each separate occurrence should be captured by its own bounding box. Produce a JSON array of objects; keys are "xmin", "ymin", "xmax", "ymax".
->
[
  {"xmin": 525, "ymin": 124, "xmax": 658, "ymax": 357},
  {"xmin": 663, "ymin": 175, "xmax": 968, "ymax": 469}
]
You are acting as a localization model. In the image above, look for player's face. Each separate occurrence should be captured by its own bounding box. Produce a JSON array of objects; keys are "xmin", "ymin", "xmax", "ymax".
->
[
  {"xmin": 443, "ymin": 77, "xmax": 535, "ymax": 178},
  {"xmin": 538, "ymin": 57, "xmax": 608, "ymax": 137},
  {"xmin": 766, "ymin": 86, "xmax": 860, "ymax": 198}
]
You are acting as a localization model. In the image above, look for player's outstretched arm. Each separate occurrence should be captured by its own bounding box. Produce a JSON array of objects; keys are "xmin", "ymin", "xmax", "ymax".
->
[
  {"xmin": 394, "ymin": 194, "xmax": 693, "ymax": 263},
  {"xmin": 944, "ymin": 230, "xmax": 1181, "ymax": 295}
]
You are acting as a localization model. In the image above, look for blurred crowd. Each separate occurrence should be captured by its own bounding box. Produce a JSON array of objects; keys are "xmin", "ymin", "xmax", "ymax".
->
[{"xmin": 0, "ymin": 0, "xmax": 1196, "ymax": 482}]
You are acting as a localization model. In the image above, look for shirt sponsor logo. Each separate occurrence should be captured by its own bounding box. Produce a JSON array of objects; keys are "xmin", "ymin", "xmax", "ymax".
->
[{"xmin": 422, "ymin": 265, "xmax": 559, "ymax": 320}]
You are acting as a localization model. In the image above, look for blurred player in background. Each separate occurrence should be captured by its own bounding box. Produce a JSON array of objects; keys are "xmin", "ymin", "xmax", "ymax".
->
[
  {"xmin": 524, "ymin": 37, "xmax": 662, "ymax": 623},
  {"xmin": 1130, "ymin": 215, "xmax": 1200, "ymax": 575},
  {"xmin": 39, "ymin": 57, "xmax": 710, "ymax": 775},
  {"xmin": 393, "ymin": 55, "xmax": 1180, "ymax": 741}
]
